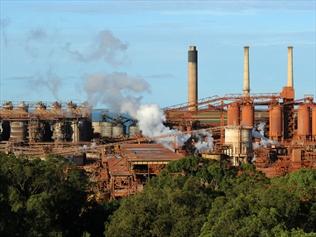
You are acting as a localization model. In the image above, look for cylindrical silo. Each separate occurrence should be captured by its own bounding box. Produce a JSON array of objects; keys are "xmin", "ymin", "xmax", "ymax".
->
[
  {"xmin": 241, "ymin": 103, "xmax": 254, "ymax": 127},
  {"xmin": 10, "ymin": 121, "xmax": 26, "ymax": 142},
  {"xmin": 52, "ymin": 122, "xmax": 64, "ymax": 142},
  {"xmin": 227, "ymin": 102, "xmax": 240, "ymax": 126},
  {"xmin": 92, "ymin": 122, "xmax": 102, "ymax": 134},
  {"xmin": 112, "ymin": 124, "xmax": 124, "ymax": 138},
  {"xmin": 312, "ymin": 105, "xmax": 316, "ymax": 140},
  {"xmin": 101, "ymin": 122, "xmax": 113, "ymax": 138},
  {"xmin": 129, "ymin": 124, "xmax": 140, "ymax": 137},
  {"xmin": 297, "ymin": 104, "xmax": 311, "ymax": 138},
  {"xmin": 269, "ymin": 104, "xmax": 282, "ymax": 140},
  {"xmin": 224, "ymin": 126, "xmax": 252, "ymax": 166},
  {"xmin": 79, "ymin": 119, "xmax": 92, "ymax": 141},
  {"xmin": 188, "ymin": 45, "xmax": 198, "ymax": 111}
]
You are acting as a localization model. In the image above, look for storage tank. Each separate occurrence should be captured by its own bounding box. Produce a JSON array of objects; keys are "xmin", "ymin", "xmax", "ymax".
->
[
  {"xmin": 101, "ymin": 122, "xmax": 113, "ymax": 137},
  {"xmin": 52, "ymin": 122, "xmax": 64, "ymax": 142},
  {"xmin": 227, "ymin": 102, "xmax": 240, "ymax": 126},
  {"xmin": 297, "ymin": 104, "xmax": 311, "ymax": 138},
  {"xmin": 72, "ymin": 121, "xmax": 79, "ymax": 142},
  {"xmin": 241, "ymin": 103, "xmax": 254, "ymax": 127},
  {"xmin": 224, "ymin": 126, "xmax": 252, "ymax": 166},
  {"xmin": 79, "ymin": 119, "xmax": 92, "ymax": 141},
  {"xmin": 10, "ymin": 121, "xmax": 26, "ymax": 142},
  {"xmin": 129, "ymin": 124, "xmax": 140, "ymax": 137},
  {"xmin": 92, "ymin": 122, "xmax": 102, "ymax": 134},
  {"xmin": 112, "ymin": 124, "xmax": 124, "ymax": 138},
  {"xmin": 269, "ymin": 104, "xmax": 282, "ymax": 140},
  {"xmin": 312, "ymin": 105, "xmax": 316, "ymax": 140},
  {"xmin": 28, "ymin": 121, "xmax": 39, "ymax": 142}
]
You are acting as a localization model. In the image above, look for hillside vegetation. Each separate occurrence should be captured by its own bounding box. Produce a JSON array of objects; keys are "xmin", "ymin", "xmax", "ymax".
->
[{"xmin": 0, "ymin": 153, "xmax": 315, "ymax": 237}]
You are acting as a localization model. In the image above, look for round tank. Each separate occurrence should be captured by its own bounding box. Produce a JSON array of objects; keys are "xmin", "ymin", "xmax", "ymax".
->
[
  {"xmin": 1, "ymin": 121, "xmax": 10, "ymax": 141},
  {"xmin": 297, "ymin": 104, "xmax": 311, "ymax": 137},
  {"xmin": 10, "ymin": 121, "xmax": 26, "ymax": 142},
  {"xmin": 129, "ymin": 125, "xmax": 140, "ymax": 137},
  {"xmin": 312, "ymin": 105, "xmax": 316, "ymax": 139},
  {"xmin": 101, "ymin": 122, "xmax": 113, "ymax": 137},
  {"xmin": 92, "ymin": 122, "xmax": 102, "ymax": 134},
  {"xmin": 241, "ymin": 103, "xmax": 254, "ymax": 127},
  {"xmin": 28, "ymin": 121, "xmax": 39, "ymax": 142},
  {"xmin": 112, "ymin": 124, "xmax": 124, "ymax": 138},
  {"xmin": 224, "ymin": 126, "xmax": 252, "ymax": 164},
  {"xmin": 52, "ymin": 122, "xmax": 64, "ymax": 142},
  {"xmin": 227, "ymin": 102, "xmax": 240, "ymax": 126},
  {"xmin": 79, "ymin": 120, "xmax": 92, "ymax": 141},
  {"xmin": 269, "ymin": 104, "xmax": 282, "ymax": 139}
]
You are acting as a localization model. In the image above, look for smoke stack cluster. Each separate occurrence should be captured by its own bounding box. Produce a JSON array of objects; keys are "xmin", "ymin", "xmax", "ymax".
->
[
  {"xmin": 188, "ymin": 46, "xmax": 198, "ymax": 111},
  {"xmin": 243, "ymin": 46, "xmax": 250, "ymax": 97}
]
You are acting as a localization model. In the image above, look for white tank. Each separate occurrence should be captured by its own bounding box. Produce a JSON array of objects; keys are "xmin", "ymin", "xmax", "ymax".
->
[
  {"xmin": 224, "ymin": 125, "xmax": 252, "ymax": 165},
  {"xmin": 52, "ymin": 122, "xmax": 63, "ymax": 141},
  {"xmin": 112, "ymin": 124, "xmax": 124, "ymax": 138},
  {"xmin": 10, "ymin": 121, "xmax": 26, "ymax": 142},
  {"xmin": 129, "ymin": 125, "xmax": 139, "ymax": 137},
  {"xmin": 92, "ymin": 122, "xmax": 102, "ymax": 134},
  {"xmin": 101, "ymin": 122, "xmax": 113, "ymax": 137}
]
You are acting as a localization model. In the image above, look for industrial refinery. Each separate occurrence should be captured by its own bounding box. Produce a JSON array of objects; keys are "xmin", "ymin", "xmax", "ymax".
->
[{"xmin": 0, "ymin": 46, "xmax": 315, "ymax": 198}]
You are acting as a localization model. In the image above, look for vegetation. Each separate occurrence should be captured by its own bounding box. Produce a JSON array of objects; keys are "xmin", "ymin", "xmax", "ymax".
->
[
  {"xmin": 0, "ymin": 153, "xmax": 118, "ymax": 237},
  {"xmin": 106, "ymin": 157, "xmax": 316, "ymax": 237},
  {"xmin": 0, "ymin": 153, "xmax": 315, "ymax": 236}
]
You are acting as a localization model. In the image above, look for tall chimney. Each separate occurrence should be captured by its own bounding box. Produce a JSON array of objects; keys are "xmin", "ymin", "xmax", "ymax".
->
[
  {"xmin": 188, "ymin": 45, "xmax": 198, "ymax": 111},
  {"xmin": 287, "ymin": 46, "xmax": 293, "ymax": 87},
  {"xmin": 243, "ymin": 46, "xmax": 250, "ymax": 96}
]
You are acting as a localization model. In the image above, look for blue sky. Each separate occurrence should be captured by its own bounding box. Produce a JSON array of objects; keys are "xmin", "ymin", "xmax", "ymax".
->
[{"xmin": 0, "ymin": 0, "xmax": 315, "ymax": 108}]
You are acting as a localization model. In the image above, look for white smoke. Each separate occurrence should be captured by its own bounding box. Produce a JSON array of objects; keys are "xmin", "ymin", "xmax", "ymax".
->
[
  {"xmin": 193, "ymin": 130, "xmax": 214, "ymax": 153},
  {"xmin": 65, "ymin": 30, "xmax": 128, "ymax": 66},
  {"xmin": 252, "ymin": 122, "xmax": 278, "ymax": 149},
  {"xmin": 83, "ymin": 72, "xmax": 150, "ymax": 116},
  {"xmin": 135, "ymin": 104, "xmax": 213, "ymax": 153}
]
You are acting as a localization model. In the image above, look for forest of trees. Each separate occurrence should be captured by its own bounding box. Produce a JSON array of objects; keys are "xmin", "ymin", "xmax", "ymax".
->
[{"xmin": 0, "ymin": 153, "xmax": 315, "ymax": 237}]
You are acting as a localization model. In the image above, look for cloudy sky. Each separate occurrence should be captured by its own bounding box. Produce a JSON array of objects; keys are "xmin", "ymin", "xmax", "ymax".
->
[{"xmin": 0, "ymin": 0, "xmax": 315, "ymax": 108}]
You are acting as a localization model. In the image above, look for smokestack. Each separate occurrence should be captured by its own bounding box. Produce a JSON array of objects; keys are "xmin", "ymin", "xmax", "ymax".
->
[
  {"xmin": 287, "ymin": 46, "xmax": 293, "ymax": 87},
  {"xmin": 243, "ymin": 46, "xmax": 250, "ymax": 96},
  {"xmin": 188, "ymin": 45, "xmax": 198, "ymax": 111}
]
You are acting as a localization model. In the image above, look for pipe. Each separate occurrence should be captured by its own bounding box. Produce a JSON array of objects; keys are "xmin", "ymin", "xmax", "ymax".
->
[
  {"xmin": 243, "ymin": 46, "xmax": 250, "ymax": 96},
  {"xmin": 188, "ymin": 45, "xmax": 198, "ymax": 111},
  {"xmin": 287, "ymin": 46, "xmax": 293, "ymax": 87}
]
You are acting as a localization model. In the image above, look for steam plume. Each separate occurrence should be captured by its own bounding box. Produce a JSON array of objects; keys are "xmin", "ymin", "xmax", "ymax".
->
[
  {"xmin": 83, "ymin": 72, "xmax": 150, "ymax": 116},
  {"xmin": 65, "ymin": 30, "xmax": 128, "ymax": 66}
]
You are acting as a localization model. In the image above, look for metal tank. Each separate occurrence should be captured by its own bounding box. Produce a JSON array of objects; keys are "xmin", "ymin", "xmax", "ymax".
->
[
  {"xmin": 129, "ymin": 124, "xmax": 140, "ymax": 137},
  {"xmin": 269, "ymin": 104, "xmax": 282, "ymax": 140},
  {"xmin": 112, "ymin": 124, "xmax": 124, "ymax": 138},
  {"xmin": 224, "ymin": 125, "xmax": 252, "ymax": 166},
  {"xmin": 92, "ymin": 122, "xmax": 102, "ymax": 135},
  {"xmin": 10, "ymin": 121, "xmax": 26, "ymax": 142},
  {"xmin": 297, "ymin": 104, "xmax": 311, "ymax": 138},
  {"xmin": 241, "ymin": 103, "xmax": 254, "ymax": 127},
  {"xmin": 101, "ymin": 122, "xmax": 113, "ymax": 138},
  {"xmin": 227, "ymin": 102, "xmax": 240, "ymax": 126},
  {"xmin": 71, "ymin": 121, "xmax": 79, "ymax": 142},
  {"xmin": 52, "ymin": 122, "xmax": 64, "ymax": 142},
  {"xmin": 312, "ymin": 105, "xmax": 316, "ymax": 140},
  {"xmin": 78, "ymin": 119, "xmax": 92, "ymax": 141}
]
